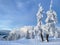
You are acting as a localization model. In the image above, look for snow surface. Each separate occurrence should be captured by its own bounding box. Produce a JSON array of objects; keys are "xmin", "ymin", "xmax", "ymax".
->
[{"xmin": 0, "ymin": 38, "xmax": 60, "ymax": 45}]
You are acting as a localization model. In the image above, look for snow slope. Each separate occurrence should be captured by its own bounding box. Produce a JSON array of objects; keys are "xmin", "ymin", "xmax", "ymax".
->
[{"xmin": 0, "ymin": 38, "xmax": 60, "ymax": 45}]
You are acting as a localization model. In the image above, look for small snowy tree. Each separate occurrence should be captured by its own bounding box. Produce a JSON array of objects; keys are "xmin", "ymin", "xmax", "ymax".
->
[
  {"xmin": 25, "ymin": 26, "xmax": 35, "ymax": 39},
  {"xmin": 32, "ymin": 32, "xmax": 35, "ymax": 39},
  {"xmin": 31, "ymin": 27, "xmax": 35, "ymax": 39},
  {"xmin": 26, "ymin": 30, "xmax": 31, "ymax": 39}
]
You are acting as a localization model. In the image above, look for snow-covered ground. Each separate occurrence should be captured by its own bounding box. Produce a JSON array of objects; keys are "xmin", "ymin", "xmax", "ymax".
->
[{"xmin": 0, "ymin": 38, "xmax": 60, "ymax": 45}]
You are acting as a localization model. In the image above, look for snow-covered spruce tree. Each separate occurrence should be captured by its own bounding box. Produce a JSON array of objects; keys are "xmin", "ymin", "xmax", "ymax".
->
[
  {"xmin": 45, "ymin": 0, "xmax": 58, "ymax": 38},
  {"xmin": 26, "ymin": 26, "xmax": 35, "ymax": 39},
  {"xmin": 31, "ymin": 27, "xmax": 35, "ymax": 39},
  {"xmin": 26, "ymin": 30, "xmax": 31, "ymax": 39},
  {"xmin": 34, "ymin": 4, "xmax": 44, "ymax": 41}
]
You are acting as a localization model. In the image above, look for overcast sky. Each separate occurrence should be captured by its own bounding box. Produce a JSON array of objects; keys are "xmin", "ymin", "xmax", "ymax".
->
[{"xmin": 0, "ymin": 0, "xmax": 60, "ymax": 30}]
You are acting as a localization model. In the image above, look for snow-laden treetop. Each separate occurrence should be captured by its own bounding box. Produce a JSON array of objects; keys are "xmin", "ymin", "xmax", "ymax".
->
[
  {"xmin": 36, "ymin": 4, "xmax": 43, "ymax": 21},
  {"xmin": 45, "ymin": 0, "xmax": 57, "ymax": 24}
]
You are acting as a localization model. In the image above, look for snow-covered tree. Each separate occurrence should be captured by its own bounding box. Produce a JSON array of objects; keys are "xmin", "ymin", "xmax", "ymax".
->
[
  {"xmin": 45, "ymin": 0, "xmax": 58, "ymax": 38},
  {"xmin": 36, "ymin": 4, "xmax": 43, "ymax": 24},
  {"xmin": 34, "ymin": 4, "xmax": 44, "ymax": 41},
  {"xmin": 26, "ymin": 26, "xmax": 35, "ymax": 39},
  {"xmin": 26, "ymin": 30, "xmax": 31, "ymax": 39},
  {"xmin": 36, "ymin": 4, "xmax": 43, "ymax": 31}
]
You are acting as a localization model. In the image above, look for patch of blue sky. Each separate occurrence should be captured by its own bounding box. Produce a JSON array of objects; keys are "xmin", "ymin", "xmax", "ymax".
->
[{"xmin": 0, "ymin": 0, "xmax": 60, "ymax": 30}]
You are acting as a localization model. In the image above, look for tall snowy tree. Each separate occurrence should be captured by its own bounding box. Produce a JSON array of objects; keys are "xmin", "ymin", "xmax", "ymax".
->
[
  {"xmin": 45, "ymin": 0, "xmax": 58, "ymax": 38},
  {"xmin": 34, "ymin": 4, "xmax": 44, "ymax": 41}
]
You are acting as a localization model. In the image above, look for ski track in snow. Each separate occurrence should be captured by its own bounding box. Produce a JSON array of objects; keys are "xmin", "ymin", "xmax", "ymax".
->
[{"xmin": 0, "ymin": 38, "xmax": 60, "ymax": 45}]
